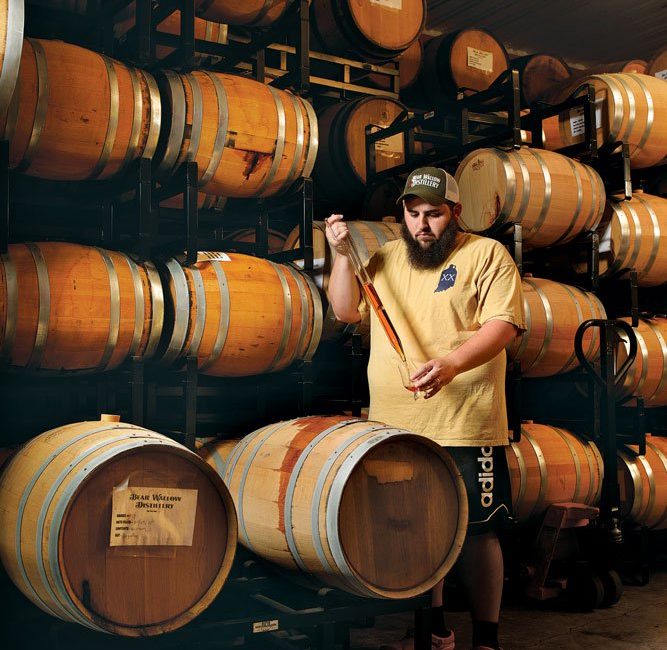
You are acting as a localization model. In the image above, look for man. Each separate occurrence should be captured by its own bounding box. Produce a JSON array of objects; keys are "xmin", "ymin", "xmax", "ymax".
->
[{"xmin": 325, "ymin": 167, "xmax": 525, "ymax": 650}]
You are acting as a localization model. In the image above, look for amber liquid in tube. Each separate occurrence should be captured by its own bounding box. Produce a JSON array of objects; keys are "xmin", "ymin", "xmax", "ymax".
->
[{"xmin": 361, "ymin": 282, "xmax": 406, "ymax": 363}]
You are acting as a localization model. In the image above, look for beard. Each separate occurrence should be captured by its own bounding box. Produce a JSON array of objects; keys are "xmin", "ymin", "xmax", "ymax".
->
[{"xmin": 400, "ymin": 218, "xmax": 460, "ymax": 270}]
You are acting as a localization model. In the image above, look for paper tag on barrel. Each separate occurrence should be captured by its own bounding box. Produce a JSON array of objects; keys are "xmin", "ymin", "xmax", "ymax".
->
[
  {"xmin": 371, "ymin": 125, "xmax": 404, "ymax": 160},
  {"xmin": 370, "ymin": 0, "xmax": 403, "ymax": 9},
  {"xmin": 569, "ymin": 103, "xmax": 603, "ymax": 137},
  {"xmin": 110, "ymin": 486, "xmax": 198, "ymax": 546},
  {"xmin": 655, "ymin": 70, "xmax": 667, "ymax": 80},
  {"xmin": 467, "ymin": 47, "xmax": 493, "ymax": 73}
]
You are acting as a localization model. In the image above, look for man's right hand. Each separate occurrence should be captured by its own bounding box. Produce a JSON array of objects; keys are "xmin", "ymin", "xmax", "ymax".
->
[{"xmin": 325, "ymin": 214, "xmax": 351, "ymax": 256}]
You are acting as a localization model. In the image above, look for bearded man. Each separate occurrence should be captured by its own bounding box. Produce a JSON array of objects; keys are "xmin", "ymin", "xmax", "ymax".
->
[{"xmin": 325, "ymin": 167, "xmax": 525, "ymax": 650}]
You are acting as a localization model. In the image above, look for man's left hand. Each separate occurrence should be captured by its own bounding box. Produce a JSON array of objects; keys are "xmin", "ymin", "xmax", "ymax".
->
[{"xmin": 410, "ymin": 356, "xmax": 460, "ymax": 399}]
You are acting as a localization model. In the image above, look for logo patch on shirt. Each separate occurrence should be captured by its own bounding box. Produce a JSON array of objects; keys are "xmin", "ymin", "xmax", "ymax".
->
[{"xmin": 435, "ymin": 264, "xmax": 457, "ymax": 292}]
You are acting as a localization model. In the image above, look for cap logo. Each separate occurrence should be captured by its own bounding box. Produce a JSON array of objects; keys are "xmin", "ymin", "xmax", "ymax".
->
[{"xmin": 410, "ymin": 173, "xmax": 441, "ymax": 189}]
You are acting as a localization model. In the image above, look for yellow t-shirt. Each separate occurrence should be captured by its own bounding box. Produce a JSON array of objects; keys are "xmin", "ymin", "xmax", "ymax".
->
[{"xmin": 363, "ymin": 232, "xmax": 525, "ymax": 446}]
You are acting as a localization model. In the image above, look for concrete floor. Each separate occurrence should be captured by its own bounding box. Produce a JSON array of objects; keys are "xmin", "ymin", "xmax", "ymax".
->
[{"xmin": 351, "ymin": 571, "xmax": 667, "ymax": 650}]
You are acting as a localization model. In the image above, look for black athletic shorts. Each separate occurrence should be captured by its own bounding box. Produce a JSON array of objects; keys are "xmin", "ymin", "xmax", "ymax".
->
[{"xmin": 447, "ymin": 445, "xmax": 513, "ymax": 536}]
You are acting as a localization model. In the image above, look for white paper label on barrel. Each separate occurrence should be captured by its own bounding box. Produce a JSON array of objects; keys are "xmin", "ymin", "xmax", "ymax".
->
[
  {"xmin": 569, "ymin": 105, "xmax": 602, "ymax": 137},
  {"xmin": 253, "ymin": 620, "xmax": 279, "ymax": 633},
  {"xmin": 599, "ymin": 221, "xmax": 612, "ymax": 254},
  {"xmin": 372, "ymin": 125, "xmax": 404, "ymax": 159},
  {"xmin": 370, "ymin": 0, "xmax": 403, "ymax": 9},
  {"xmin": 110, "ymin": 486, "xmax": 198, "ymax": 547},
  {"xmin": 467, "ymin": 47, "xmax": 494, "ymax": 73},
  {"xmin": 655, "ymin": 69, "xmax": 667, "ymax": 80}
]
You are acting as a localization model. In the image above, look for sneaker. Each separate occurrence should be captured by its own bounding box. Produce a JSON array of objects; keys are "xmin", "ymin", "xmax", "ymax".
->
[{"xmin": 380, "ymin": 631, "xmax": 455, "ymax": 650}]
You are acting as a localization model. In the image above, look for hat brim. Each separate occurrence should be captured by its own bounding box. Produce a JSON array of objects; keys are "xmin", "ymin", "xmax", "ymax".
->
[{"xmin": 395, "ymin": 187, "xmax": 449, "ymax": 206}]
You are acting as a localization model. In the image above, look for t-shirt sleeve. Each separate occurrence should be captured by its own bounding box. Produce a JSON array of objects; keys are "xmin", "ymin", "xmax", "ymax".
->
[{"xmin": 476, "ymin": 256, "xmax": 526, "ymax": 332}]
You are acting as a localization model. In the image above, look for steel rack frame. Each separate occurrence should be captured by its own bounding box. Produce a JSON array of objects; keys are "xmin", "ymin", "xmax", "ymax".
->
[{"xmin": 364, "ymin": 69, "xmax": 523, "ymax": 183}]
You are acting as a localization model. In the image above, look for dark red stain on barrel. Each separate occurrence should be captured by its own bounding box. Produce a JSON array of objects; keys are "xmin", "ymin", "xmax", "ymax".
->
[{"xmin": 277, "ymin": 416, "xmax": 349, "ymax": 534}]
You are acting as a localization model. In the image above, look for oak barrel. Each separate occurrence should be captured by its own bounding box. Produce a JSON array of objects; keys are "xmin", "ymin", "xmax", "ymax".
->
[
  {"xmin": 546, "ymin": 73, "xmax": 667, "ymax": 169},
  {"xmin": 1, "ymin": 38, "xmax": 161, "ymax": 180},
  {"xmin": 155, "ymin": 70, "xmax": 318, "ymax": 198},
  {"xmin": 217, "ymin": 415, "xmax": 467, "ymax": 598},
  {"xmin": 160, "ymin": 252, "xmax": 322, "ymax": 376},
  {"xmin": 412, "ymin": 28, "xmax": 509, "ymax": 105},
  {"xmin": 0, "ymin": 0, "xmax": 22, "ymax": 120},
  {"xmin": 368, "ymin": 38, "xmax": 424, "ymax": 92},
  {"xmin": 647, "ymin": 47, "xmax": 667, "ymax": 79},
  {"xmin": 195, "ymin": 0, "xmax": 292, "ymax": 27},
  {"xmin": 223, "ymin": 227, "xmax": 288, "ymax": 254},
  {"xmin": 511, "ymin": 53, "xmax": 571, "ymax": 105},
  {"xmin": 507, "ymin": 277, "xmax": 606, "ymax": 377},
  {"xmin": 314, "ymin": 96, "xmax": 407, "ymax": 202},
  {"xmin": 0, "ymin": 242, "xmax": 163, "ymax": 372},
  {"xmin": 506, "ymin": 423, "xmax": 603, "ymax": 522},
  {"xmin": 284, "ymin": 220, "xmax": 402, "ymax": 342},
  {"xmin": 455, "ymin": 147, "xmax": 606, "ymax": 249},
  {"xmin": 0, "ymin": 418, "xmax": 237, "ymax": 635},
  {"xmin": 311, "ymin": 0, "xmax": 426, "ymax": 63},
  {"xmin": 594, "ymin": 193, "xmax": 667, "ymax": 287},
  {"xmin": 618, "ymin": 435, "xmax": 667, "ymax": 530},
  {"xmin": 617, "ymin": 317, "xmax": 667, "ymax": 407}
]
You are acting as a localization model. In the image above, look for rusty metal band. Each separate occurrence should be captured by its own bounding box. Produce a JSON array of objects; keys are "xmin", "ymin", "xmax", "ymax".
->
[
  {"xmin": 548, "ymin": 426, "xmax": 582, "ymax": 502},
  {"xmin": 365, "ymin": 221, "xmax": 389, "ymax": 247},
  {"xmin": 204, "ymin": 20, "xmax": 213, "ymax": 43},
  {"xmin": 200, "ymin": 261, "xmax": 230, "ymax": 371},
  {"xmin": 256, "ymin": 86, "xmax": 287, "ymax": 197},
  {"xmin": 3, "ymin": 72, "xmax": 20, "ymax": 142},
  {"xmin": 512, "ymin": 292, "xmax": 532, "ymax": 367},
  {"xmin": 17, "ymin": 39, "xmax": 49, "ymax": 173},
  {"xmin": 647, "ymin": 441, "xmax": 667, "ymax": 528},
  {"xmin": 301, "ymin": 96, "xmax": 319, "ymax": 178},
  {"xmin": 0, "ymin": 0, "xmax": 24, "ymax": 119},
  {"xmin": 25, "ymin": 243, "xmax": 50, "ymax": 370},
  {"xmin": 87, "ymin": 55, "xmax": 120, "ymax": 179},
  {"xmin": 512, "ymin": 149, "xmax": 532, "ymax": 229},
  {"xmin": 508, "ymin": 441, "xmax": 527, "ymax": 515},
  {"xmin": 199, "ymin": 72, "xmax": 228, "ymax": 188},
  {"xmin": 608, "ymin": 202, "xmax": 630, "ymax": 275},
  {"xmin": 142, "ymin": 261, "xmax": 163, "ymax": 359},
  {"xmin": 96, "ymin": 248, "xmax": 120, "ymax": 371},
  {"xmin": 628, "ymin": 73, "xmax": 655, "ymax": 155},
  {"xmin": 524, "ymin": 148, "xmax": 552, "ymax": 238},
  {"xmin": 284, "ymin": 265, "xmax": 309, "ymax": 364},
  {"xmin": 552, "ymin": 155, "xmax": 584, "ymax": 246},
  {"xmin": 620, "ymin": 450, "xmax": 644, "ymax": 520},
  {"xmin": 492, "ymin": 150, "xmax": 517, "ymax": 229},
  {"xmin": 348, "ymin": 223, "xmax": 370, "ymax": 262},
  {"xmin": 277, "ymin": 91, "xmax": 305, "ymax": 194},
  {"xmin": 120, "ymin": 67, "xmax": 143, "ymax": 171},
  {"xmin": 301, "ymin": 271, "xmax": 323, "ymax": 362},
  {"xmin": 267, "ymin": 261, "xmax": 293, "ymax": 371},
  {"xmin": 187, "ymin": 267, "xmax": 207, "ymax": 358},
  {"xmin": 124, "ymin": 254, "xmax": 144, "ymax": 358},
  {"xmin": 141, "ymin": 70, "xmax": 161, "ymax": 160},
  {"xmin": 636, "ymin": 453, "xmax": 656, "ymax": 524},
  {"xmin": 161, "ymin": 259, "xmax": 189, "ymax": 365},
  {"xmin": 634, "ymin": 194, "xmax": 661, "ymax": 280},
  {"xmin": 186, "ymin": 73, "xmax": 203, "ymax": 164},
  {"xmin": 647, "ymin": 321, "xmax": 667, "ymax": 406},
  {"xmin": 521, "ymin": 428, "xmax": 548, "ymax": 519},
  {"xmin": 525, "ymin": 279, "xmax": 553, "ymax": 373},
  {"xmin": 557, "ymin": 283, "xmax": 584, "ymax": 373},
  {"xmin": 217, "ymin": 23, "xmax": 228, "ymax": 45},
  {"xmin": 0, "ymin": 251, "xmax": 18, "ymax": 363},
  {"xmin": 157, "ymin": 70, "xmax": 186, "ymax": 175}
]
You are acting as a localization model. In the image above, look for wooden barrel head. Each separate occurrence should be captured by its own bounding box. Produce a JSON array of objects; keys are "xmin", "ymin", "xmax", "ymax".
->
[
  {"xmin": 515, "ymin": 53, "xmax": 571, "ymax": 104},
  {"xmin": 338, "ymin": 438, "xmax": 465, "ymax": 594},
  {"xmin": 59, "ymin": 445, "xmax": 232, "ymax": 632}
]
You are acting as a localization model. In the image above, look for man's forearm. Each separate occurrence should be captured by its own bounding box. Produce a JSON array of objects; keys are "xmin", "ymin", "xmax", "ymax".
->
[
  {"xmin": 327, "ymin": 253, "xmax": 362, "ymax": 323},
  {"xmin": 446, "ymin": 319, "xmax": 519, "ymax": 374}
]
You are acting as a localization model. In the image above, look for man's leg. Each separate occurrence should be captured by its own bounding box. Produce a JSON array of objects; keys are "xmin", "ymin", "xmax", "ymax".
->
[{"xmin": 456, "ymin": 531, "xmax": 503, "ymax": 648}]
